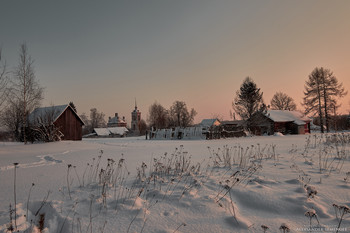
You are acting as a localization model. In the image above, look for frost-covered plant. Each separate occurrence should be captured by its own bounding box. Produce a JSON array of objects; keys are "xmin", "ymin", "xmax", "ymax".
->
[
  {"xmin": 173, "ymin": 223, "xmax": 186, "ymax": 233},
  {"xmin": 261, "ymin": 224, "xmax": 269, "ymax": 233},
  {"xmin": 34, "ymin": 190, "xmax": 51, "ymax": 217},
  {"xmin": 332, "ymin": 204, "xmax": 350, "ymax": 233},
  {"xmin": 279, "ymin": 223, "xmax": 290, "ymax": 233},
  {"xmin": 344, "ymin": 171, "xmax": 350, "ymax": 183},
  {"xmin": 73, "ymin": 165, "xmax": 82, "ymax": 187},
  {"xmin": 38, "ymin": 213, "xmax": 45, "ymax": 233},
  {"xmin": 298, "ymin": 174, "xmax": 311, "ymax": 188},
  {"xmin": 7, "ymin": 204, "xmax": 14, "ymax": 233},
  {"xmin": 306, "ymin": 185, "xmax": 317, "ymax": 198},
  {"xmin": 305, "ymin": 209, "xmax": 319, "ymax": 229},
  {"xmin": 289, "ymin": 144, "xmax": 298, "ymax": 154},
  {"xmin": 13, "ymin": 162, "xmax": 19, "ymax": 231},
  {"xmin": 67, "ymin": 164, "xmax": 72, "ymax": 200},
  {"xmin": 26, "ymin": 183, "xmax": 35, "ymax": 221},
  {"xmin": 208, "ymin": 144, "xmax": 276, "ymax": 169}
]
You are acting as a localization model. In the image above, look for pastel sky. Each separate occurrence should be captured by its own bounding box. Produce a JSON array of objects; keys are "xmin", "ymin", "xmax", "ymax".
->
[{"xmin": 1, "ymin": 0, "xmax": 349, "ymax": 125}]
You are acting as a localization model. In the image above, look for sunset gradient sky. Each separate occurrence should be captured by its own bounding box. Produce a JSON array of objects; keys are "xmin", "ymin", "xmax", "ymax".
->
[{"xmin": 1, "ymin": 0, "xmax": 349, "ymax": 125}]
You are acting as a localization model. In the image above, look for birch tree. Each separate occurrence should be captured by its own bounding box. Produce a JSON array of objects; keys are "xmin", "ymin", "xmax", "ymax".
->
[{"xmin": 8, "ymin": 44, "xmax": 44, "ymax": 142}]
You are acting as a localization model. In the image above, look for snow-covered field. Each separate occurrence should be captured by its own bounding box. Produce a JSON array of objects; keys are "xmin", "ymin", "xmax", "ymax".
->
[{"xmin": 0, "ymin": 134, "xmax": 350, "ymax": 233}]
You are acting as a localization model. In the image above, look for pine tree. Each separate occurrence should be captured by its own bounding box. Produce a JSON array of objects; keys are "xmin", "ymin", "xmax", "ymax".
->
[
  {"xmin": 232, "ymin": 77, "xmax": 264, "ymax": 127},
  {"xmin": 69, "ymin": 101, "xmax": 77, "ymax": 112}
]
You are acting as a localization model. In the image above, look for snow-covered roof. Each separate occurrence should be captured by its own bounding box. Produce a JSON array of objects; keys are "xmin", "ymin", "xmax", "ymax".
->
[
  {"xmin": 200, "ymin": 119, "xmax": 221, "ymax": 127},
  {"xmin": 265, "ymin": 110, "xmax": 311, "ymax": 125},
  {"xmin": 93, "ymin": 127, "xmax": 128, "ymax": 136},
  {"xmin": 93, "ymin": 128, "xmax": 111, "ymax": 136},
  {"xmin": 108, "ymin": 127, "xmax": 128, "ymax": 135},
  {"xmin": 28, "ymin": 105, "xmax": 85, "ymax": 125}
]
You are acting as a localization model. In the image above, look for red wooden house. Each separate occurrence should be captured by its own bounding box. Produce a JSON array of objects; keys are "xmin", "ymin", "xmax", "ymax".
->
[
  {"xmin": 29, "ymin": 104, "xmax": 85, "ymax": 140},
  {"xmin": 251, "ymin": 110, "xmax": 311, "ymax": 135}
]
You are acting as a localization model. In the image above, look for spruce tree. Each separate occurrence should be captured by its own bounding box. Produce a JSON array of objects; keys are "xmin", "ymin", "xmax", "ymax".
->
[{"xmin": 232, "ymin": 77, "xmax": 264, "ymax": 127}]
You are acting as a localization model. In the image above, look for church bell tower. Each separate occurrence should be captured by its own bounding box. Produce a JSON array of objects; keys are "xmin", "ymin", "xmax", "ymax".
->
[{"xmin": 131, "ymin": 99, "xmax": 141, "ymax": 134}]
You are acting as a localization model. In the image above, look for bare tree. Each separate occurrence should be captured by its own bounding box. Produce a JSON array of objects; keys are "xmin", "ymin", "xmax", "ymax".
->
[
  {"xmin": 211, "ymin": 113, "xmax": 224, "ymax": 122},
  {"xmin": 7, "ymin": 44, "xmax": 44, "ymax": 142},
  {"xmin": 147, "ymin": 102, "xmax": 168, "ymax": 129},
  {"xmin": 1, "ymin": 101, "xmax": 22, "ymax": 140},
  {"xmin": 303, "ymin": 67, "xmax": 347, "ymax": 133},
  {"xmin": 270, "ymin": 92, "xmax": 297, "ymax": 111},
  {"xmin": 89, "ymin": 108, "xmax": 106, "ymax": 129},
  {"xmin": 79, "ymin": 112, "xmax": 90, "ymax": 135},
  {"xmin": 0, "ymin": 48, "xmax": 8, "ymax": 112},
  {"xmin": 169, "ymin": 100, "xmax": 197, "ymax": 127},
  {"xmin": 28, "ymin": 106, "xmax": 63, "ymax": 142},
  {"xmin": 138, "ymin": 119, "xmax": 147, "ymax": 135}
]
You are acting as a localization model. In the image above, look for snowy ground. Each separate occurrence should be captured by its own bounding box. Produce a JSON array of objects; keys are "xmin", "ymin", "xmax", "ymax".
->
[{"xmin": 0, "ymin": 133, "xmax": 350, "ymax": 233}]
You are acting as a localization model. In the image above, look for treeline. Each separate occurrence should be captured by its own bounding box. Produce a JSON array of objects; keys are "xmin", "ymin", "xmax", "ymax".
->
[
  {"xmin": 0, "ymin": 43, "xmax": 349, "ymax": 143},
  {"xmin": 232, "ymin": 67, "xmax": 348, "ymax": 132},
  {"xmin": 147, "ymin": 100, "xmax": 197, "ymax": 129}
]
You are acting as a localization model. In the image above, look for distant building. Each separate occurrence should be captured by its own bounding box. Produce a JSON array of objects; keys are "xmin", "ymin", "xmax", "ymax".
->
[
  {"xmin": 90, "ymin": 127, "xmax": 128, "ymax": 138},
  {"xmin": 200, "ymin": 119, "xmax": 221, "ymax": 139},
  {"xmin": 28, "ymin": 104, "xmax": 85, "ymax": 140},
  {"xmin": 250, "ymin": 110, "xmax": 311, "ymax": 135},
  {"xmin": 150, "ymin": 127, "xmax": 204, "ymax": 140},
  {"xmin": 131, "ymin": 101, "xmax": 141, "ymax": 134},
  {"xmin": 107, "ymin": 113, "xmax": 127, "ymax": 127},
  {"xmin": 220, "ymin": 120, "xmax": 246, "ymax": 137},
  {"xmin": 200, "ymin": 119, "xmax": 221, "ymax": 129}
]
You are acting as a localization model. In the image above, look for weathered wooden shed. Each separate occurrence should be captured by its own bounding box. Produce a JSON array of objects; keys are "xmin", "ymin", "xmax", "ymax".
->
[
  {"xmin": 29, "ymin": 104, "xmax": 85, "ymax": 140},
  {"xmin": 251, "ymin": 110, "xmax": 311, "ymax": 135}
]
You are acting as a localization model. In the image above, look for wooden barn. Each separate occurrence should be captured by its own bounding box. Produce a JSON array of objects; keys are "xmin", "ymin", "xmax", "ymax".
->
[
  {"xmin": 29, "ymin": 104, "xmax": 85, "ymax": 140},
  {"xmin": 220, "ymin": 120, "xmax": 246, "ymax": 138},
  {"xmin": 250, "ymin": 110, "xmax": 311, "ymax": 135}
]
